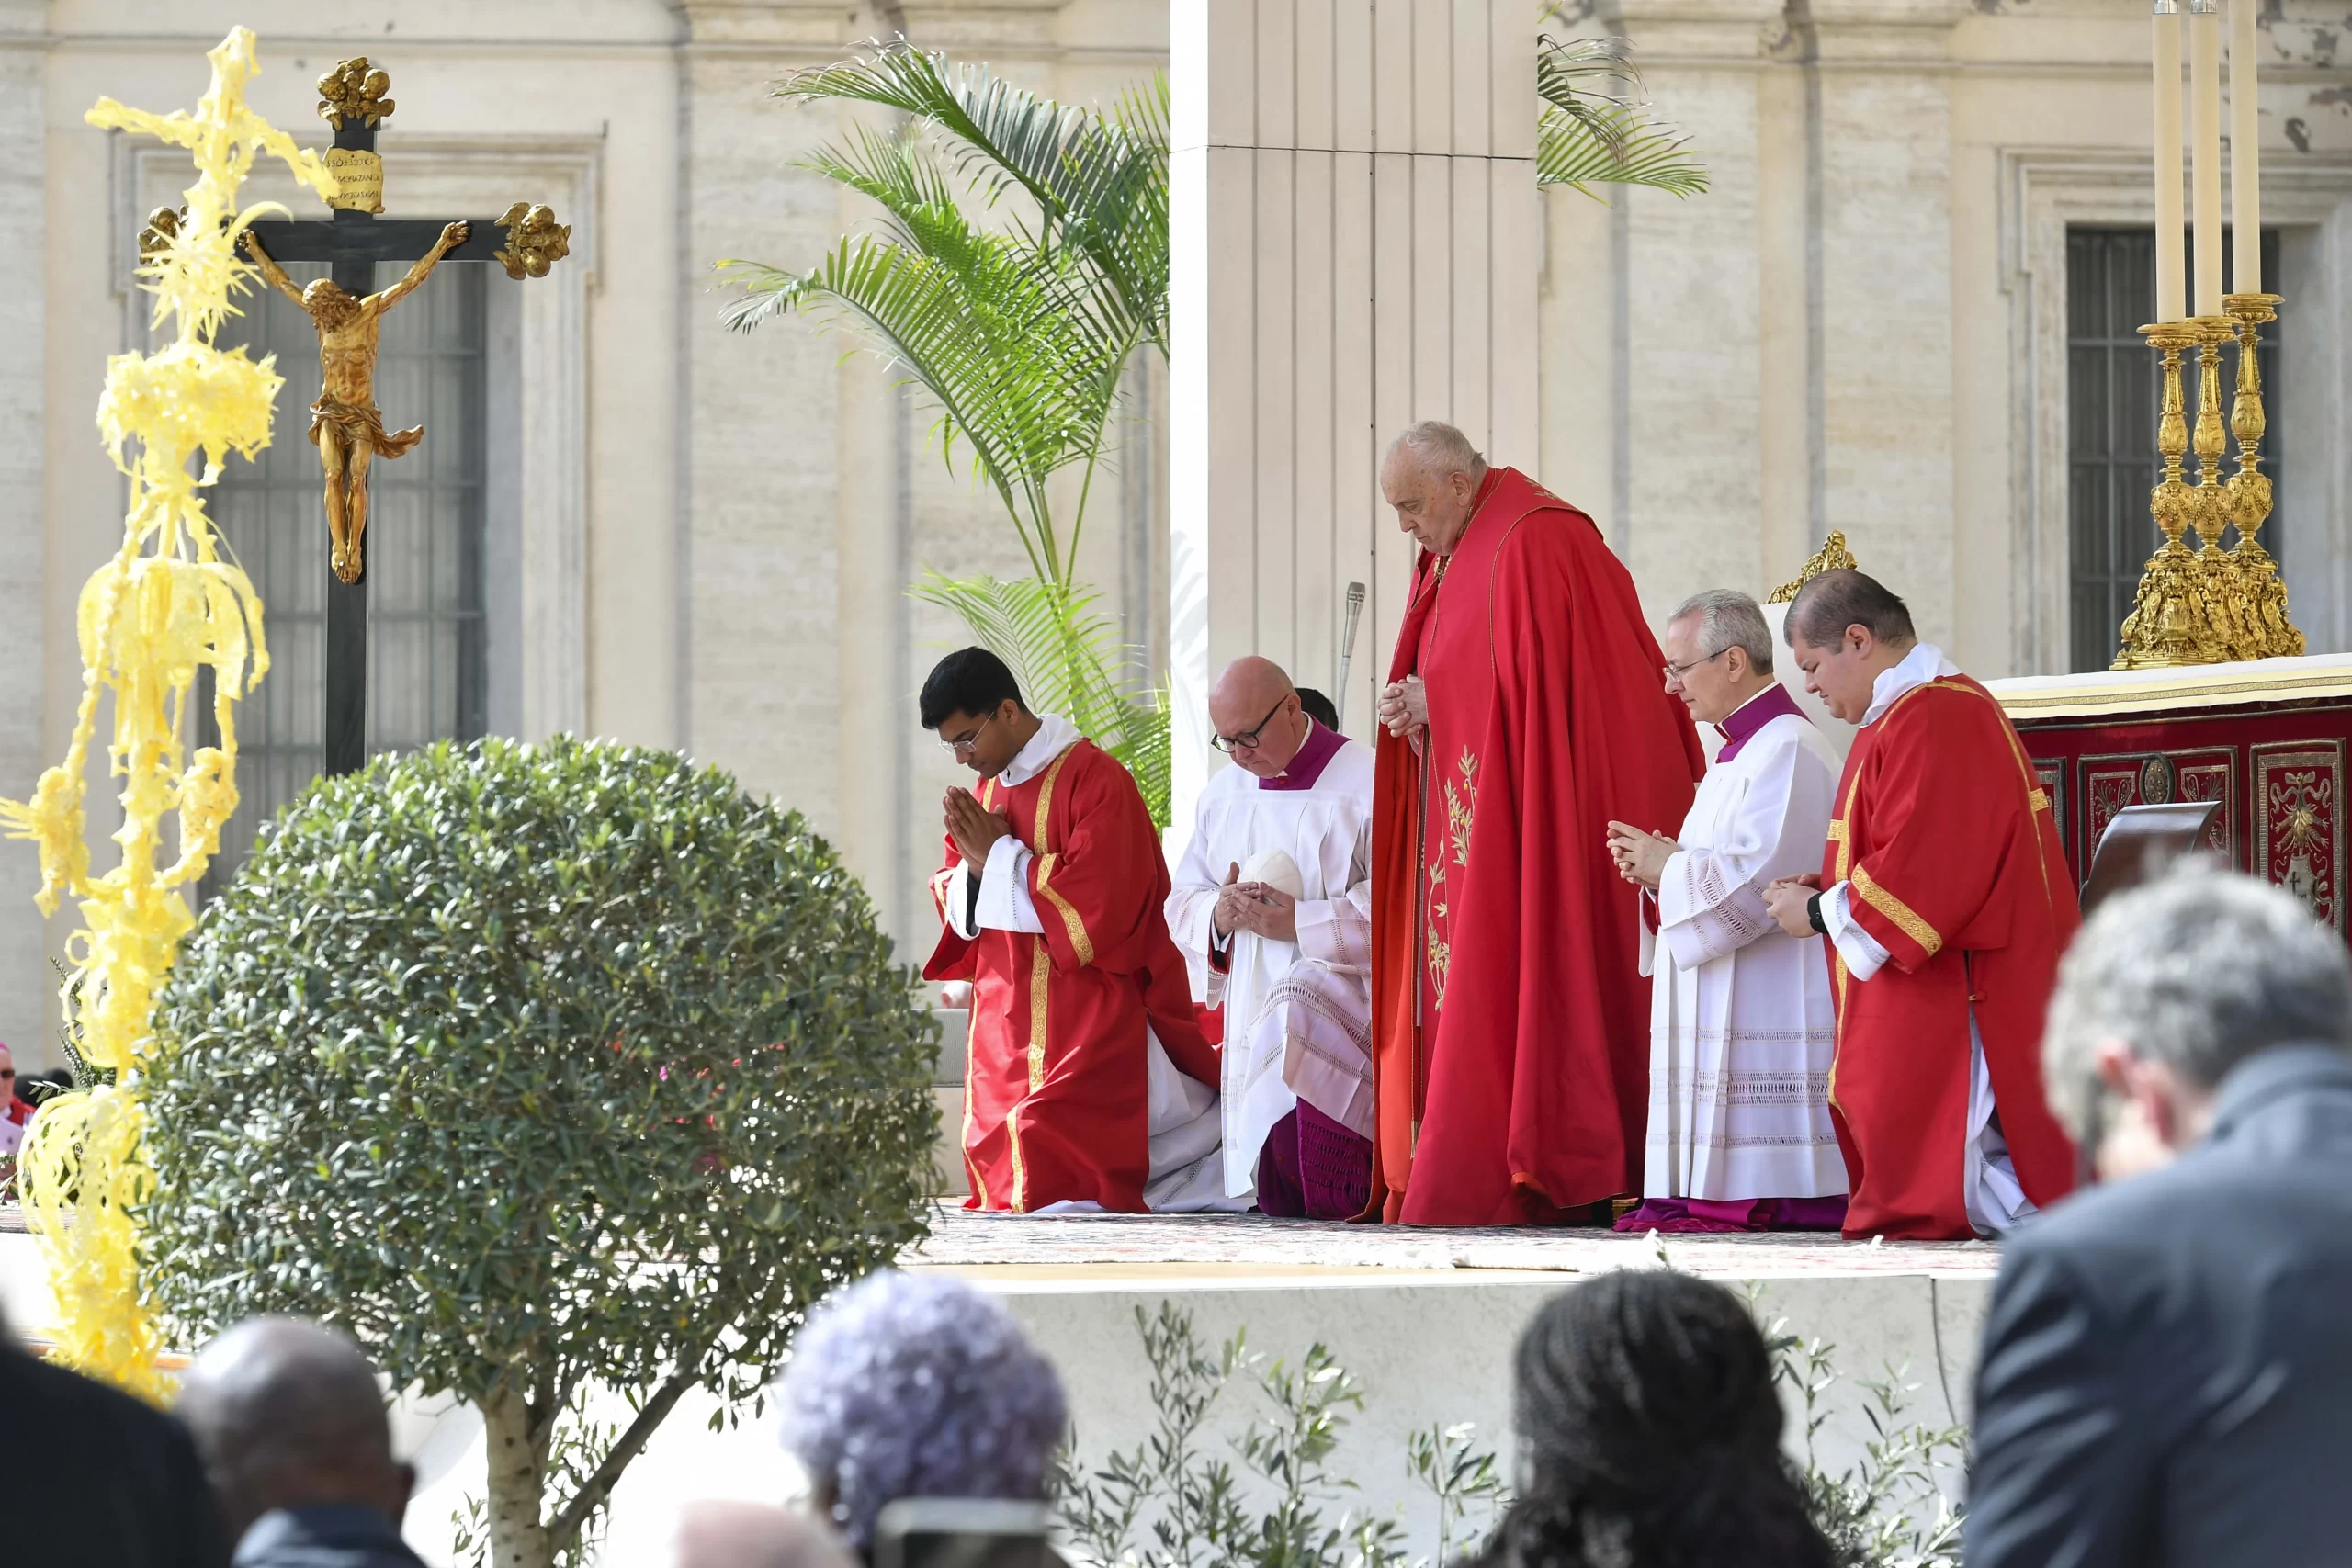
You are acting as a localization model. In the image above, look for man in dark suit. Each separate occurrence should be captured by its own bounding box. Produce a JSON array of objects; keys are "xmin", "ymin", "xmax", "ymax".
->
[
  {"xmin": 0, "ymin": 1306, "xmax": 230, "ymax": 1567},
  {"xmin": 1967, "ymin": 867, "xmax": 2352, "ymax": 1568}
]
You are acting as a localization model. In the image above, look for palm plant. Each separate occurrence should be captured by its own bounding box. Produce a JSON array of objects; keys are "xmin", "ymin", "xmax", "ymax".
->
[
  {"xmin": 1537, "ymin": 23, "xmax": 1710, "ymax": 198},
  {"xmin": 717, "ymin": 28, "xmax": 1701, "ymax": 829},
  {"xmin": 717, "ymin": 44, "xmax": 1175, "ymax": 820}
]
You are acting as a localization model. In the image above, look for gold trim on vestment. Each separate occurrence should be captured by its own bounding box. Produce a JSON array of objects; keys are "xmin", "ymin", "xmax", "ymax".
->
[
  {"xmin": 1035, "ymin": 852, "xmax": 1095, "ymax": 965},
  {"xmin": 1007, "ymin": 1098, "xmax": 1028, "ymax": 1212},
  {"xmin": 1851, "ymin": 864, "xmax": 1943, "ymax": 957}
]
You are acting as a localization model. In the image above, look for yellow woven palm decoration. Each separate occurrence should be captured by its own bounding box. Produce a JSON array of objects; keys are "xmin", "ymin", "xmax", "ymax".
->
[{"xmin": 0, "ymin": 29, "xmax": 331, "ymax": 1399}]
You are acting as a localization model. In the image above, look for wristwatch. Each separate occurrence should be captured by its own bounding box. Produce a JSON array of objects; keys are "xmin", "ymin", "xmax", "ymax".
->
[{"xmin": 1805, "ymin": 892, "xmax": 1826, "ymax": 935}]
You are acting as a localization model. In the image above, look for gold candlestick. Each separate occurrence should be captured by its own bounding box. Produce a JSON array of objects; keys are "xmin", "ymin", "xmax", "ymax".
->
[
  {"xmin": 2188, "ymin": 315, "xmax": 2248, "ymax": 658},
  {"xmin": 2224, "ymin": 290, "xmax": 2302, "ymax": 660},
  {"xmin": 2114, "ymin": 321, "xmax": 2213, "ymax": 668}
]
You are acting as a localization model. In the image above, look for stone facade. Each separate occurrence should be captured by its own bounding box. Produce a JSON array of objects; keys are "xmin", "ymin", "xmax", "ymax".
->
[{"xmin": 2, "ymin": 0, "xmax": 2349, "ymax": 1063}]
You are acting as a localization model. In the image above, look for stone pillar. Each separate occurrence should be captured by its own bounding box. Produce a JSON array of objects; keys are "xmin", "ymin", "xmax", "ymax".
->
[
  {"xmin": 1168, "ymin": 0, "xmax": 1539, "ymax": 846},
  {"xmin": 0, "ymin": 1, "xmax": 47, "ymax": 1063}
]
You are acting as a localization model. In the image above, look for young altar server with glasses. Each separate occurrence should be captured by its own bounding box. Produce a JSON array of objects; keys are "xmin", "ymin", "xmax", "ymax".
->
[
  {"xmin": 921, "ymin": 649, "xmax": 1236, "ymax": 1213},
  {"xmin": 1606, "ymin": 591, "xmax": 1849, "ymax": 1232},
  {"xmin": 1166, "ymin": 657, "xmax": 1378, "ymax": 1218}
]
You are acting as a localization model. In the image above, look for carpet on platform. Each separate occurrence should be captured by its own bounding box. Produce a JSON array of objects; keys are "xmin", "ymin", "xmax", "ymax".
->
[{"xmin": 902, "ymin": 1205, "xmax": 2000, "ymax": 1277}]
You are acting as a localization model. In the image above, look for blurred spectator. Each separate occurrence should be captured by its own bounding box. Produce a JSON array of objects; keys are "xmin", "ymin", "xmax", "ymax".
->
[
  {"xmin": 0, "ymin": 1041, "xmax": 33, "ymax": 1161},
  {"xmin": 1471, "ymin": 1270, "xmax": 1834, "ymax": 1568},
  {"xmin": 175, "ymin": 1318, "xmax": 422, "ymax": 1568},
  {"xmin": 671, "ymin": 1500, "xmax": 860, "ymax": 1568},
  {"xmin": 1969, "ymin": 868, "xmax": 2352, "ymax": 1568},
  {"xmin": 775, "ymin": 1271, "xmax": 1066, "ymax": 1558},
  {"xmin": 0, "ymin": 1303, "xmax": 230, "ymax": 1568}
]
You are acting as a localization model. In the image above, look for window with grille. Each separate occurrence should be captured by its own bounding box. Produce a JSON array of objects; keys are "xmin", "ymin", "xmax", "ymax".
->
[
  {"xmin": 201, "ymin": 259, "xmax": 489, "ymax": 889},
  {"xmin": 2066, "ymin": 226, "xmax": 2281, "ymax": 672}
]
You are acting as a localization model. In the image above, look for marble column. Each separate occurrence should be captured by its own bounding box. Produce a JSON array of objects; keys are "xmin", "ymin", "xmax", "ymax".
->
[
  {"xmin": 0, "ymin": 2, "xmax": 47, "ymax": 1062},
  {"xmin": 1168, "ymin": 0, "xmax": 1539, "ymax": 846}
]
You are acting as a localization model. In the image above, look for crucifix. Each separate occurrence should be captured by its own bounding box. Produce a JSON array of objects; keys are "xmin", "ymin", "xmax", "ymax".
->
[{"xmin": 166, "ymin": 58, "xmax": 571, "ymax": 776}]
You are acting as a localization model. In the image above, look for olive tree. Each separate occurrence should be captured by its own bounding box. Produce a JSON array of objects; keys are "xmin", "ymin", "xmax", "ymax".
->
[{"xmin": 143, "ymin": 738, "xmax": 936, "ymax": 1568}]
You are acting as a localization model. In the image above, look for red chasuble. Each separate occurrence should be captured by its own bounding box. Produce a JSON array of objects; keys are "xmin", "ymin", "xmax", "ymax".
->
[
  {"xmin": 1368, "ymin": 468, "xmax": 1706, "ymax": 1225},
  {"xmin": 923, "ymin": 738, "xmax": 1217, "ymax": 1213},
  {"xmin": 1822, "ymin": 676, "xmax": 2079, "ymax": 1239}
]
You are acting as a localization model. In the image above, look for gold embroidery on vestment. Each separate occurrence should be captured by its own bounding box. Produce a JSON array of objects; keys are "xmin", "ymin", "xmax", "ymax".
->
[
  {"xmin": 1423, "ymin": 748, "xmax": 1480, "ymax": 1010},
  {"xmin": 1852, "ymin": 864, "xmax": 1943, "ymax": 956}
]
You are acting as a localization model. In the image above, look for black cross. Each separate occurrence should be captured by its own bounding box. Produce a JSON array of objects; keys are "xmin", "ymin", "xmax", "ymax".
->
[{"xmin": 238, "ymin": 59, "xmax": 564, "ymax": 776}]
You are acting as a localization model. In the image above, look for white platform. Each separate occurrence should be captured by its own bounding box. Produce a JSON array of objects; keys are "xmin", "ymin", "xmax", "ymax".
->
[{"xmin": 0, "ymin": 1210, "xmax": 1997, "ymax": 1565}]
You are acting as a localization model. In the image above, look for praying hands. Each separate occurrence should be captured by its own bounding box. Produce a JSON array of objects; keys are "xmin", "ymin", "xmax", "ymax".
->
[
  {"xmin": 1213, "ymin": 862, "xmax": 1299, "ymax": 944},
  {"xmin": 1605, "ymin": 820, "xmax": 1679, "ymax": 890},
  {"xmin": 943, "ymin": 786, "xmax": 1013, "ymax": 867}
]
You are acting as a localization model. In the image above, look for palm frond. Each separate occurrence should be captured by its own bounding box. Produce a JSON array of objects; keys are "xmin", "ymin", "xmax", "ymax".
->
[
  {"xmin": 1539, "ymin": 99, "xmax": 1710, "ymax": 199},
  {"xmin": 1534, "ymin": 24, "xmax": 1708, "ymax": 199}
]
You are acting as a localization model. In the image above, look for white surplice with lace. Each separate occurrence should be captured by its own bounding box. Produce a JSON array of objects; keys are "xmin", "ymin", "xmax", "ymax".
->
[{"xmin": 1640, "ymin": 705, "xmax": 1848, "ymax": 1201}]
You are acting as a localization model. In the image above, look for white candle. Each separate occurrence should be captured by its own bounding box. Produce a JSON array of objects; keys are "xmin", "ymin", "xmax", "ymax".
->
[
  {"xmin": 2229, "ymin": 0, "xmax": 2262, "ymax": 294},
  {"xmin": 2154, "ymin": 1, "xmax": 2186, "ymax": 322},
  {"xmin": 2190, "ymin": 0, "xmax": 2224, "ymax": 317}
]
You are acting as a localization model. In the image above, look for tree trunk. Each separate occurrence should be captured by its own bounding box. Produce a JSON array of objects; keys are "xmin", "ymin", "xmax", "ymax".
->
[{"xmin": 482, "ymin": 1383, "xmax": 555, "ymax": 1568}]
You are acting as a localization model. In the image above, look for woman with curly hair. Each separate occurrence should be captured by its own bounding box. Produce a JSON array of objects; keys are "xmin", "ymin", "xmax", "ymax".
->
[
  {"xmin": 1472, "ymin": 1270, "xmax": 1835, "ymax": 1568},
  {"xmin": 774, "ymin": 1270, "xmax": 1068, "ymax": 1560}
]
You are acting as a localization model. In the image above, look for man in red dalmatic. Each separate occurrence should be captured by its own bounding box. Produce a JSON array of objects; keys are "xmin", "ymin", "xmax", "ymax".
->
[
  {"xmin": 1762, "ymin": 570, "xmax": 2078, "ymax": 1239},
  {"xmin": 1369, "ymin": 423, "xmax": 1706, "ymax": 1225},
  {"xmin": 921, "ymin": 649, "xmax": 1229, "ymax": 1213}
]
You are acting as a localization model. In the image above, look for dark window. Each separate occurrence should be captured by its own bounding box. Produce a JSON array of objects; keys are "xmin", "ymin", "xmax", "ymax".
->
[
  {"xmin": 201, "ymin": 259, "xmax": 489, "ymax": 888},
  {"xmin": 2066, "ymin": 226, "xmax": 2281, "ymax": 672}
]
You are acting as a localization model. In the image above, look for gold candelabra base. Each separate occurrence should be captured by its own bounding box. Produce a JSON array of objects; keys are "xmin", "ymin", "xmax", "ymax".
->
[{"xmin": 2113, "ymin": 294, "xmax": 2303, "ymax": 670}]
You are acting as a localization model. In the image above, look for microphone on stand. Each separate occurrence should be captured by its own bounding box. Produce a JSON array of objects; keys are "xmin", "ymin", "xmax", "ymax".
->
[{"xmin": 1336, "ymin": 581, "xmax": 1367, "ymax": 726}]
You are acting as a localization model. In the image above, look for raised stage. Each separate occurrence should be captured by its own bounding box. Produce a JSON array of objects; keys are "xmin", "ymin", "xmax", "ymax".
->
[{"xmin": 0, "ymin": 1205, "xmax": 1994, "ymax": 1566}]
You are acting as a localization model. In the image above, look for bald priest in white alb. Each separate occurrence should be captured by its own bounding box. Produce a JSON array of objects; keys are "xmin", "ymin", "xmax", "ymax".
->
[
  {"xmin": 1605, "ymin": 590, "xmax": 1848, "ymax": 1232},
  {"xmin": 1167, "ymin": 658, "xmax": 1377, "ymax": 1218}
]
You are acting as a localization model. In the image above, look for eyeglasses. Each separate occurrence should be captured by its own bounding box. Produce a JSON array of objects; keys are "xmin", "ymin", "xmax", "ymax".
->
[
  {"xmin": 1212, "ymin": 697, "xmax": 1292, "ymax": 754},
  {"xmin": 1662, "ymin": 648, "xmax": 1730, "ymax": 686},
  {"xmin": 937, "ymin": 711, "xmax": 999, "ymax": 757}
]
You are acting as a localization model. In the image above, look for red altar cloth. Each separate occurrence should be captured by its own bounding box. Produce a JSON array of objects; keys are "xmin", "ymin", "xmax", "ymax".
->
[{"xmin": 1987, "ymin": 655, "xmax": 2352, "ymax": 939}]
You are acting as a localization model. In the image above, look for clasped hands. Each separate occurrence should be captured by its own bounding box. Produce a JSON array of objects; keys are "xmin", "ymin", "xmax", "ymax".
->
[
  {"xmin": 1604, "ymin": 821, "xmax": 1679, "ymax": 890},
  {"xmin": 1763, "ymin": 873, "xmax": 1824, "ymax": 938},
  {"xmin": 1212, "ymin": 862, "xmax": 1298, "ymax": 944},
  {"xmin": 943, "ymin": 786, "xmax": 1013, "ymax": 867},
  {"xmin": 1376, "ymin": 675, "xmax": 1429, "ymax": 750}
]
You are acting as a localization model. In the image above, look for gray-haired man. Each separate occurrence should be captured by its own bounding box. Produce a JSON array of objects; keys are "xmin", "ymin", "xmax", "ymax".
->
[
  {"xmin": 1605, "ymin": 589, "xmax": 1846, "ymax": 1232},
  {"xmin": 1967, "ymin": 868, "xmax": 2352, "ymax": 1568}
]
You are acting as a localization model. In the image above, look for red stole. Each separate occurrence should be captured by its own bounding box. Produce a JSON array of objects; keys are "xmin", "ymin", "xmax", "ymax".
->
[
  {"xmin": 924, "ymin": 739, "xmax": 1215, "ymax": 1212},
  {"xmin": 1367, "ymin": 469, "xmax": 1706, "ymax": 1224},
  {"xmin": 1821, "ymin": 674, "xmax": 2079, "ymax": 1239}
]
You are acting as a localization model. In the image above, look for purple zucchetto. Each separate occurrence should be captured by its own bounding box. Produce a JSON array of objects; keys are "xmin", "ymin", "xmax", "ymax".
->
[{"xmin": 775, "ymin": 1270, "xmax": 1069, "ymax": 1550}]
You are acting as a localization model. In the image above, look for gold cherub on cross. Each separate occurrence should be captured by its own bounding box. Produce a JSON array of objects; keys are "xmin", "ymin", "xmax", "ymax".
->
[{"xmin": 241, "ymin": 221, "xmax": 467, "ymax": 584}]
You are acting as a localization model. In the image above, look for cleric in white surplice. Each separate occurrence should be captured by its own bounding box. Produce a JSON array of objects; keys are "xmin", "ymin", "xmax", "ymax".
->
[
  {"xmin": 1606, "ymin": 590, "xmax": 1849, "ymax": 1232},
  {"xmin": 1166, "ymin": 658, "xmax": 1376, "ymax": 1218}
]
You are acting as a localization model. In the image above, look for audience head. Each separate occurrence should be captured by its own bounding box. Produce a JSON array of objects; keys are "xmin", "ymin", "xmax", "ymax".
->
[
  {"xmin": 1210, "ymin": 657, "xmax": 1311, "ymax": 777},
  {"xmin": 1380, "ymin": 422, "xmax": 1489, "ymax": 558},
  {"xmin": 1294, "ymin": 687, "xmax": 1340, "ymax": 732},
  {"xmin": 175, "ymin": 1316, "xmax": 412, "ymax": 1544},
  {"xmin": 920, "ymin": 649, "xmax": 1039, "ymax": 782},
  {"xmin": 1782, "ymin": 570, "xmax": 1917, "ymax": 724},
  {"xmin": 1482, "ymin": 1271, "xmax": 1833, "ymax": 1568},
  {"xmin": 1663, "ymin": 590, "xmax": 1775, "ymax": 726},
  {"xmin": 0, "ymin": 1039, "xmax": 16, "ymax": 1100},
  {"xmin": 776, "ymin": 1271, "xmax": 1066, "ymax": 1553},
  {"xmin": 2044, "ymin": 866, "xmax": 2352, "ymax": 1175}
]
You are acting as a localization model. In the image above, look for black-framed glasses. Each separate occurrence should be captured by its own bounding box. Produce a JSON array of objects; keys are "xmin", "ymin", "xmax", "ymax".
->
[
  {"xmin": 1212, "ymin": 697, "xmax": 1291, "ymax": 754},
  {"xmin": 937, "ymin": 711, "xmax": 999, "ymax": 757},
  {"xmin": 1662, "ymin": 647, "xmax": 1730, "ymax": 685}
]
